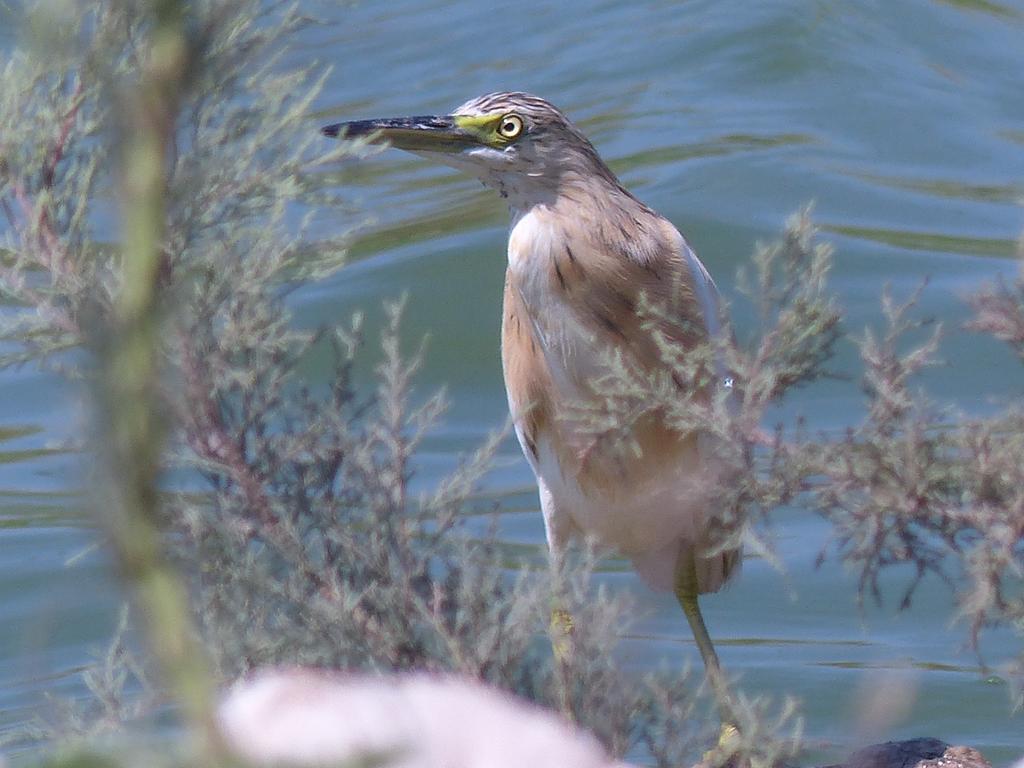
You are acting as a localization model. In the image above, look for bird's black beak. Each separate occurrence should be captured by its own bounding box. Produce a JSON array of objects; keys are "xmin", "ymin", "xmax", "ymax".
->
[{"xmin": 321, "ymin": 115, "xmax": 479, "ymax": 153}]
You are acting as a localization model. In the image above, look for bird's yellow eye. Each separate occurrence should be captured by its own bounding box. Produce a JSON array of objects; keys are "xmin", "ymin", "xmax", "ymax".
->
[{"xmin": 498, "ymin": 114, "xmax": 524, "ymax": 139}]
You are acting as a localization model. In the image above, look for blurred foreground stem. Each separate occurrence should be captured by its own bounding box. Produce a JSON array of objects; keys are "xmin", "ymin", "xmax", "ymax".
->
[{"xmin": 100, "ymin": 2, "xmax": 228, "ymax": 762}]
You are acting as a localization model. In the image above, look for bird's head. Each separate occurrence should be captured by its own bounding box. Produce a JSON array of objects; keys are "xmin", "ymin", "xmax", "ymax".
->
[{"xmin": 323, "ymin": 92, "xmax": 616, "ymax": 209}]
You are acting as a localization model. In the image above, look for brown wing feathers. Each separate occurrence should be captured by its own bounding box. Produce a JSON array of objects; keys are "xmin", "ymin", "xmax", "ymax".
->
[{"xmin": 501, "ymin": 209, "xmax": 709, "ymax": 491}]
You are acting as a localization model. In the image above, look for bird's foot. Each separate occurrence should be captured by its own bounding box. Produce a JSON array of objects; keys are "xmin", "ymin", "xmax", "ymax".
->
[
  {"xmin": 701, "ymin": 722, "xmax": 742, "ymax": 767},
  {"xmin": 549, "ymin": 607, "xmax": 575, "ymax": 662},
  {"xmin": 717, "ymin": 723, "xmax": 740, "ymax": 750}
]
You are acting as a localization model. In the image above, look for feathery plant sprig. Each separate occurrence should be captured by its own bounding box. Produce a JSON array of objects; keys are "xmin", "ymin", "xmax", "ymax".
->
[
  {"xmin": 2, "ymin": 1, "xmax": 1023, "ymax": 766},
  {"xmin": 567, "ymin": 209, "xmax": 842, "ymax": 567},
  {"xmin": 1, "ymin": 2, "xmax": 755, "ymax": 766},
  {"xmin": 564, "ymin": 208, "xmax": 1024, "ymax": 706}
]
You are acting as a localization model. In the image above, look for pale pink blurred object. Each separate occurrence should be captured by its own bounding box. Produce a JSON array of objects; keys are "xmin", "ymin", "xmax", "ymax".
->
[{"xmin": 217, "ymin": 667, "xmax": 635, "ymax": 768}]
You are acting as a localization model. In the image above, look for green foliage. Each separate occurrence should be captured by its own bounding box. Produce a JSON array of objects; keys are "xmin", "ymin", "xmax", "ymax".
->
[
  {"xmin": 563, "ymin": 208, "xmax": 842, "ymax": 572},
  {"xmin": 1, "ymin": 1, "xmax": 788, "ymax": 766},
  {"xmin": 1, "ymin": 0, "xmax": 1022, "ymax": 766},
  {"xmin": 525, "ymin": 200, "xmax": 1024, "ymax": 710}
]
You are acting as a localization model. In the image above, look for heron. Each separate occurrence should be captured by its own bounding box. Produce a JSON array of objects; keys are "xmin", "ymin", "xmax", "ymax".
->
[{"xmin": 323, "ymin": 92, "xmax": 740, "ymax": 724}]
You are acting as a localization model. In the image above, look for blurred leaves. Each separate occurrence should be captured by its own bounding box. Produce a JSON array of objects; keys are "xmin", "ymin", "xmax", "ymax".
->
[
  {"xmin": 562, "ymin": 205, "xmax": 1024, "ymax": 710},
  {"xmin": 1, "ymin": 1, "xmax": 1023, "ymax": 767}
]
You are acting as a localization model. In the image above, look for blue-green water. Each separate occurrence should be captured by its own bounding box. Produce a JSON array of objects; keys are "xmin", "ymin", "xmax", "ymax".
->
[{"xmin": 3, "ymin": 0, "xmax": 1024, "ymax": 764}]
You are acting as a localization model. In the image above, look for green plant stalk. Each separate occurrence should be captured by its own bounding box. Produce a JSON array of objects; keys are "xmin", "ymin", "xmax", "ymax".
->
[{"xmin": 103, "ymin": 2, "xmax": 228, "ymax": 763}]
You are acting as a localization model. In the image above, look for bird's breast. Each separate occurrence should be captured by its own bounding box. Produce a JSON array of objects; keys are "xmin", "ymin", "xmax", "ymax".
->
[
  {"xmin": 506, "ymin": 212, "xmax": 607, "ymax": 395},
  {"xmin": 501, "ymin": 205, "xmax": 735, "ymax": 584}
]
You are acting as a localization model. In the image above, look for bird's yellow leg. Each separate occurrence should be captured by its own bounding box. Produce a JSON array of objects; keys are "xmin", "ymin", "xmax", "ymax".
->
[
  {"xmin": 548, "ymin": 604, "xmax": 576, "ymax": 720},
  {"xmin": 549, "ymin": 605, "xmax": 574, "ymax": 662},
  {"xmin": 674, "ymin": 549, "xmax": 739, "ymax": 739},
  {"xmin": 546, "ymin": 541, "xmax": 575, "ymax": 662}
]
